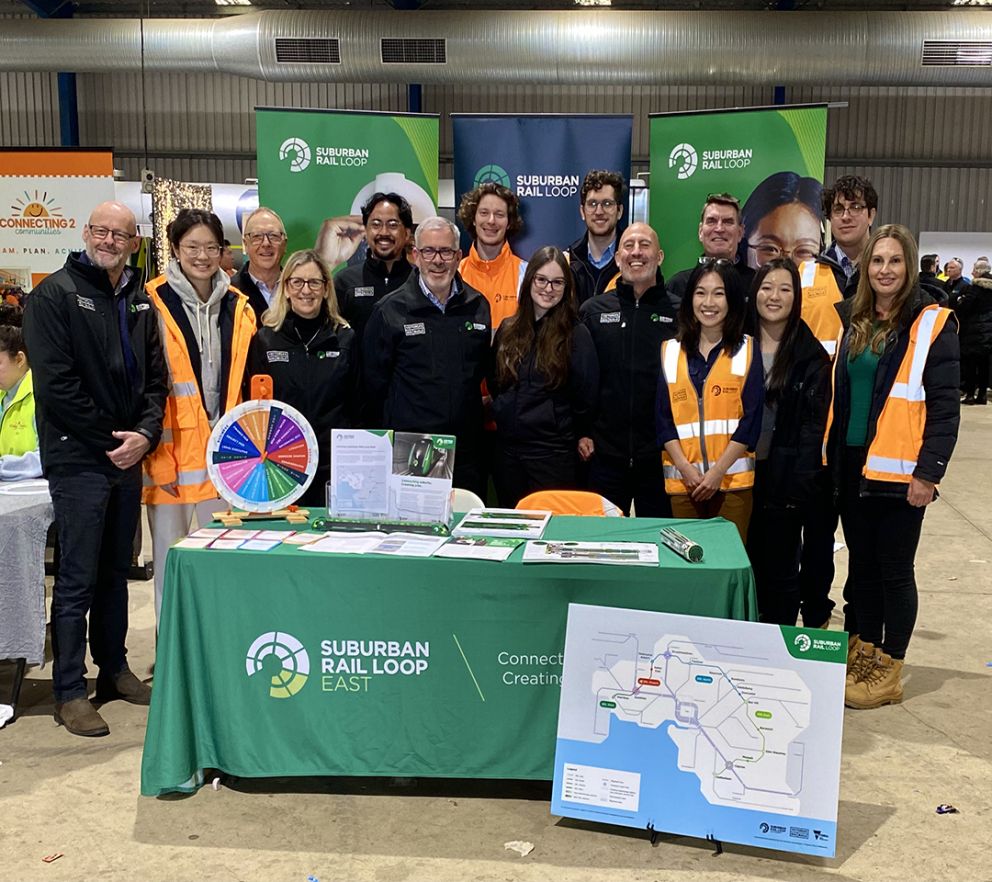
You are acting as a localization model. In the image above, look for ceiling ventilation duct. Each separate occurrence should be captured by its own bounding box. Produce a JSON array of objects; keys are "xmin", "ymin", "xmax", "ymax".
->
[{"xmin": 0, "ymin": 10, "xmax": 990, "ymax": 86}]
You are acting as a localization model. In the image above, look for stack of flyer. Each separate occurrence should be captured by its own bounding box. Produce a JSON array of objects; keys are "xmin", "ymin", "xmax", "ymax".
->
[{"xmin": 451, "ymin": 508, "xmax": 552, "ymax": 540}]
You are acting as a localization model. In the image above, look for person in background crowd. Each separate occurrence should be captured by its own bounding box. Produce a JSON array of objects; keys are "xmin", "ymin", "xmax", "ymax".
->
[
  {"xmin": 919, "ymin": 254, "xmax": 947, "ymax": 305},
  {"xmin": 566, "ymin": 170, "xmax": 626, "ymax": 305},
  {"xmin": 363, "ymin": 217, "xmax": 491, "ymax": 497},
  {"xmin": 232, "ymin": 207, "xmax": 287, "ymax": 327},
  {"xmin": 220, "ymin": 239, "xmax": 236, "ymax": 277},
  {"xmin": 825, "ymin": 224, "xmax": 959, "ymax": 709},
  {"xmin": 943, "ymin": 258, "xmax": 968, "ymax": 308},
  {"xmin": 457, "ymin": 182, "xmax": 525, "ymax": 330},
  {"xmin": 955, "ymin": 258, "xmax": 992, "ymax": 405},
  {"xmin": 579, "ymin": 223, "xmax": 677, "ymax": 516},
  {"xmin": 666, "ymin": 192, "xmax": 755, "ymax": 310},
  {"xmin": 488, "ymin": 246, "xmax": 599, "ymax": 507},
  {"xmin": 247, "ymin": 250, "xmax": 357, "ymax": 505},
  {"xmin": 0, "ymin": 303, "xmax": 42, "ymax": 480},
  {"xmin": 143, "ymin": 209, "xmax": 256, "ymax": 627},
  {"xmin": 740, "ymin": 171, "xmax": 822, "ymax": 272},
  {"xmin": 24, "ymin": 200, "xmax": 167, "ymax": 737},
  {"xmin": 657, "ymin": 259, "xmax": 764, "ymax": 542},
  {"xmin": 795, "ymin": 174, "xmax": 878, "ymax": 631},
  {"xmin": 744, "ymin": 260, "xmax": 831, "ymax": 625},
  {"xmin": 333, "ymin": 192, "xmax": 413, "ymax": 349}
]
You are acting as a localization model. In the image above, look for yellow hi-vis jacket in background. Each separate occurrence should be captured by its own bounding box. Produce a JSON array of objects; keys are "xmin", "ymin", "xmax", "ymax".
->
[{"xmin": 799, "ymin": 260, "xmax": 845, "ymax": 359}]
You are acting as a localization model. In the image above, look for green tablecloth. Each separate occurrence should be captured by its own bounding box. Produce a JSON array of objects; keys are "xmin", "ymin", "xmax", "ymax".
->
[{"xmin": 140, "ymin": 515, "xmax": 756, "ymax": 796}]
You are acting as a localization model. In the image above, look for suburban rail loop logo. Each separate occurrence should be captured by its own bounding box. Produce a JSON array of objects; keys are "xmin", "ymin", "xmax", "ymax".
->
[
  {"xmin": 669, "ymin": 143, "xmax": 698, "ymax": 180},
  {"xmin": 279, "ymin": 137, "xmax": 312, "ymax": 173},
  {"xmin": 246, "ymin": 631, "xmax": 310, "ymax": 698}
]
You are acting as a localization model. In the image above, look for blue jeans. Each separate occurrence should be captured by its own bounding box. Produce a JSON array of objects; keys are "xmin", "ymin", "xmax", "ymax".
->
[{"xmin": 48, "ymin": 466, "xmax": 142, "ymax": 702}]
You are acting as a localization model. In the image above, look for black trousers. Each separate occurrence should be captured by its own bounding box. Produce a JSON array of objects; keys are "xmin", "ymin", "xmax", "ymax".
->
[
  {"xmin": 961, "ymin": 352, "xmax": 990, "ymax": 400},
  {"xmin": 748, "ymin": 461, "xmax": 802, "ymax": 625},
  {"xmin": 839, "ymin": 448, "xmax": 925, "ymax": 660},
  {"xmin": 797, "ymin": 477, "xmax": 840, "ymax": 628},
  {"xmin": 48, "ymin": 465, "xmax": 142, "ymax": 702},
  {"xmin": 493, "ymin": 443, "xmax": 579, "ymax": 508},
  {"xmin": 587, "ymin": 453, "xmax": 671, "ymax": 518}
]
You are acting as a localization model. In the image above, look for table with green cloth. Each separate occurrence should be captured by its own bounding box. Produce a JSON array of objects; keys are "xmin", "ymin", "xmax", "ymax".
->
[{"xmin": 140, "ymin": 515, "xmax": 756, "ymax": 796}]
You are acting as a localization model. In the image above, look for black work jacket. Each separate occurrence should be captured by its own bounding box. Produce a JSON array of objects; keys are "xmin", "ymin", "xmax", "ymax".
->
[
  {"xmin": 231, "ymin": 264, "xmax": 271, "ymax": 329},
  {"xmin": 334, "ymin": 254, "xmax": 413, "ymax": 343},
  {"xmin": 566, "ymin": 234, "xmax": 619, "ymax": 305}
]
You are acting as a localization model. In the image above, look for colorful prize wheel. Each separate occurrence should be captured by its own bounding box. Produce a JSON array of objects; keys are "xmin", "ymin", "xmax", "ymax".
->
[{"xmin": 206, "ymin": 399, "xmax": 319, "ymax": 513}]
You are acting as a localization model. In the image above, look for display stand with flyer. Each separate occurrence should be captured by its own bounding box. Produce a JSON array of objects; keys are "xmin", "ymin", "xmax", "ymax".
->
[
  {"xmin": 551, "ymin": 604, "xmax": 846, "ymax": 858},
  {"xmin": 451, "ymin": 508, "xmax": 551, "ymax": 540},
  {"xmin": 328, "ymin": 429, "xmax": 455, "ymax": 525}
]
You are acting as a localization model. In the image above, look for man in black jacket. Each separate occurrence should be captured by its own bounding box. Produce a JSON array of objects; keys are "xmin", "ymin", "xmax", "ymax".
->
[
  {"xmin": 363, "ymin": 217, "xmax": 491, "ymax": 497},
  {"xmin": 665, "ymin": 193, "xmax": 754, "ymax": 310},
  {"xmin": 579, "ymin": 222, "xmax": 677, "ymax": 516},
  {"xmin": 23, "ymin": 201, "xmax": 168, "ymax": 738},
  {"xmin": 333, "ymin": 192, "xmax": 413, "ymax": 345},
  {"xmin": 232, "ymin": 207, "xmax": 287, "ymax": 326},
  {"xmin": 566, "ymin": 170, "xmax": 625, "ymax": 305}
]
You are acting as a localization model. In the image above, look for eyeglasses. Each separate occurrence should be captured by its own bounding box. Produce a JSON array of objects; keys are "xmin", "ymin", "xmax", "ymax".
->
[
  {"xmin": 830, "ymin": 203, "xmax": 867, "ymax": 219},
  {"xmin": 533, "ymin": 275, "xmax": 566, "ymax": 292},
  {"xmin": 417, "ymin": 247, "xmax": 458, "ymax": 262},
  {"xmin": 87, "ymin": 224, "xmax": 135, "ymax": 244},
  {"xmin": 285, "ymin": 277, "xmax": 326, "ymax": 293},
  {"xmin": 584, "ymin": 199, "xmax": 618, "ymax": 211},
  {"xmin": 748, "ymin": 243, "xmax": 818, "ymax": 263},
  {"xmin": 368, "ymin": 219, "xmax": 403, "ymax": 232},
  {"xmin": 245, "ymin": 231, "xmax": 287, "ymax": 245},
  {"xmin": 179, "ymin": 243, "xmax": 222, "ymax": 257}
]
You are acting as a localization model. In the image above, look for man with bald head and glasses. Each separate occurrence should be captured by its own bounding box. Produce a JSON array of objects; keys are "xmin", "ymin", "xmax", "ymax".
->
[
  {"xmin": 23, "ymin": 201, "xmax": 168, "ymax": 737},
  {"xmin": 232, "ymin": 206, "xmax": 288, "ymax": 327},
  {"xmin": 363, "ymin": 217, "xmax": 491, "ymax": 497},
  {"xmin": 665, "ymin": 192, "xmax": 755, "ymax": 310}
]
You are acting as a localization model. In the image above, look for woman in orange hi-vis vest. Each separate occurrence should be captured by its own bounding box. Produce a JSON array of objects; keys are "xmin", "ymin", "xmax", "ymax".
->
[
  {"xmin": 656, "ymin": 259, "xmax": 765, "ymax": 543},
  {"xmin": 143, "ymin": 209, "xmax": 256, "ymax": 627},
  {"xmin": 824, "ymin": 225, "xmax": 959, "ymax": 710}
]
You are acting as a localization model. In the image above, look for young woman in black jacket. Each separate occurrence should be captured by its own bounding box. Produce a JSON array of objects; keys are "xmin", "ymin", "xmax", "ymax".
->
[
  {"xmin": 488, "ymin": 246, "xmax": 599, "ymax": 507},
  {"xmin": 745, "ymin": 259, "xmax": 832, "ymax": 625},
  {"xmin": 825, "ymin": 225, "xmax": 959, "ymax": 709},
  {"xmin": 246, "ymin": 249, "xmax": 358, "ymax": 507}
]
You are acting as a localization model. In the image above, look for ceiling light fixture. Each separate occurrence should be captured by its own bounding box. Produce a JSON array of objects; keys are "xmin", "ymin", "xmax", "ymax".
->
[
  {"xmin": 951, "ymin": 0, "xmax": 992, "ymax": 6},
  {"xmin": 215, "ymin": 0, "xmax": 253, "ymax": 7},
  {"xmin": 574, "ymin": 0, "xmax": 612, "ymax": 7}
]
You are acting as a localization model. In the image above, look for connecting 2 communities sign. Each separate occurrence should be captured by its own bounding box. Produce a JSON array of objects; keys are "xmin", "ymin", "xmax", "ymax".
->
[
  {"xmin": 255, "ymin": 107, "xmax": 439, "ymax": 258},
  {"xmin": 452, "ymin": 114, "xmax": 633, "ymax": 258},
  {"xmin": 649, "ymin": 105, "xmax": 828, "ymax": 274},
  {"xmin": 552, "ymin": 604, "xmax": 846, "ymax": 857},
  {"xmin": 0, "ymin": 149, "xmax": 115, "ymax": 291}
]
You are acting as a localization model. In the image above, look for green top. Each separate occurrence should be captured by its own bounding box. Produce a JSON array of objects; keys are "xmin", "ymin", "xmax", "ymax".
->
[{"xmin": 846, "ymin": 343, "xmax": 882, "ymax": 446}]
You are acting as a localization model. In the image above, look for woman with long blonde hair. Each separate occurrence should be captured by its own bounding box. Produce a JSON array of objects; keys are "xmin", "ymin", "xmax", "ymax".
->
[
  {"xmin": 824, "ymin": 224, "xmax": 959, "ymax": 709},
  {"xmin": 246, "ymin": 249, "xmax": 357, "ymax": 506}
]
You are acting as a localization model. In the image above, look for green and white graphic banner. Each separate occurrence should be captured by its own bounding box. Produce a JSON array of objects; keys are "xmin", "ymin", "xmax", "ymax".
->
[
  {"xmin": 256, "ymin": 107, "xmax": 439, "ymax": 260},
  {"xmin": 649, "ymin": 105, "xmax": 828, "ymax": 275}
]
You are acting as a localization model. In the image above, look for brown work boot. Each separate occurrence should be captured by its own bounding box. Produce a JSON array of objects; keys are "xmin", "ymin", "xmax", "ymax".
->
[
  {"xmin": 95, "ymin": 669, "xmax": 152, "ymax": 706},
  {"xmin": 846, "ymin": 640, "xmax": 875, "ymax": 683},
  {"xmin": 846, "ymin": 633, "xmax": 863, "ymax": 667},
  {"xmin": 845, "ymin": 651, "xmax": 904, "ymax": 709},
  {"xmin": 54, "ymin": 698, "xmax": 110, "ymax": 737}
]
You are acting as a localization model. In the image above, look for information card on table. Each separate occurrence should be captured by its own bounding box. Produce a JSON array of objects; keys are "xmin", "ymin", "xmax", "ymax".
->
[{"xmin": 551, "ymin": 604, "xmax": 846, "ymax": 857}]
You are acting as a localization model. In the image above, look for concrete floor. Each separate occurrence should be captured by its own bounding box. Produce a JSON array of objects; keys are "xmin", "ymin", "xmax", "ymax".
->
[{"xmin": 2, "ymin": 408, "xmax": 991, "ymax": 882}]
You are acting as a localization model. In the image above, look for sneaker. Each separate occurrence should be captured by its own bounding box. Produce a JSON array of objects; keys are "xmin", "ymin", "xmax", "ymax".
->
[
  {"xmin": 845, "ymin": 651, "xmax": 904, "ymax": 709},
  {"xmin": 94, "ymin": 669, "xmax": 152, "ymax": 706},
  {"xmin": 846, "ymin": 641, "xmax": 876, "ymax": 684},
  {"xmin": 54, "ymin": 698, "xmax": 110, "ymax": 737}
]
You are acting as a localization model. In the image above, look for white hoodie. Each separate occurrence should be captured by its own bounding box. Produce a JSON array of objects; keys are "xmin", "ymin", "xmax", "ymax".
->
[{"xmin": 165, "ymin": 259, "xmax": 232, "ymax": 427}]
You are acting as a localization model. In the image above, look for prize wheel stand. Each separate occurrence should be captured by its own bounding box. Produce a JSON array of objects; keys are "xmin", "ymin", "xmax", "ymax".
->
[{"xmin": 206, "ymin": 376, "xmax": 319, "ymax": 527}]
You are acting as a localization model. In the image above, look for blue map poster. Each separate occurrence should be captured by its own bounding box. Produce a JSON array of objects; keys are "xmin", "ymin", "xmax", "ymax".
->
[{"xmin": 551, "ymin": 604, "xmax": 846, "ymax": 857}]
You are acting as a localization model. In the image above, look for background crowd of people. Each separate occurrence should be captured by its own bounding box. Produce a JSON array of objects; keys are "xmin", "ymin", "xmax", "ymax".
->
[{"xmin": 5, "ymin": 167, "xmax": 972, "ymax": 735}]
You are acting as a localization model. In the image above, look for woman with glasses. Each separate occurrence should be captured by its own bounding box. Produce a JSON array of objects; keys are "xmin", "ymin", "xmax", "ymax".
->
[
  {"xmin": 744, "ymin": 259, "xmax": 831, "ymax": 625},
  {"xmin": 739, "ymin": 171, "xmax": 823, "ymax": 271},
  {"xmin": 144, "ymin": 208, "xmax": 256, "ymax": 626},
  {"xmin": 825, "ymin": 225, "xmax": 959, "ymax": 709},
  {"xmin": 487, "ymin": 246, "xmax": 598, "ymax": 506},
  {"xmin": 247, "ymin": 250, "xmax": 357, "ymax": 506},
  {"xmin": 656, "ymin": 258, "xmax": 764, "ymax": 542}
]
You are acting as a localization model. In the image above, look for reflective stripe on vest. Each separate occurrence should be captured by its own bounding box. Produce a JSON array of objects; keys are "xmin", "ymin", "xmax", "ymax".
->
[
  {"xmin": 660, "ymin": 337, "xmax": 755, "ymax": 495},
  {"xmin": 862, "ymin": 305, "xmax": 952, "ymax": 484}
]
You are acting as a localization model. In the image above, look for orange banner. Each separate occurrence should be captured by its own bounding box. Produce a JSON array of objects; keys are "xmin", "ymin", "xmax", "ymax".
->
[{"xmin": 0, "ymin": 150, "xmax": 114, "ymax": 178}]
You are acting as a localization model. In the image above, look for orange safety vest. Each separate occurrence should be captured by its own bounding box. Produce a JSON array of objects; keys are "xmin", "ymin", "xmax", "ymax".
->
[
  {"xmin": 459, "ymin": 242, "xmax": 523, "ymax": 330},
  {"xmin": 142, "ymin": 276, "xmax": 256, "ymax": 504},
  {"xmin": 660, "ymin": 336, "xmax": 755, "ymax": 495},
  {"xmin": 823, "ymin": 304, "xmax": 953, "ymax": 483},
  {"xmin": 799, "ymin": 260, "xmax": 844, "ymax": 359}
]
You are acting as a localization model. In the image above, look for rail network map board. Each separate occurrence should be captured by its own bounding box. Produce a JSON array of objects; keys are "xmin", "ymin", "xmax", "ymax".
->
[
  {"xmin": 206, "ymin": 400, "xmax": 319, "ymax": 513},
  {"xmin": 551, "ymin": 604, "xmax": 846, "ymax": 857}
]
